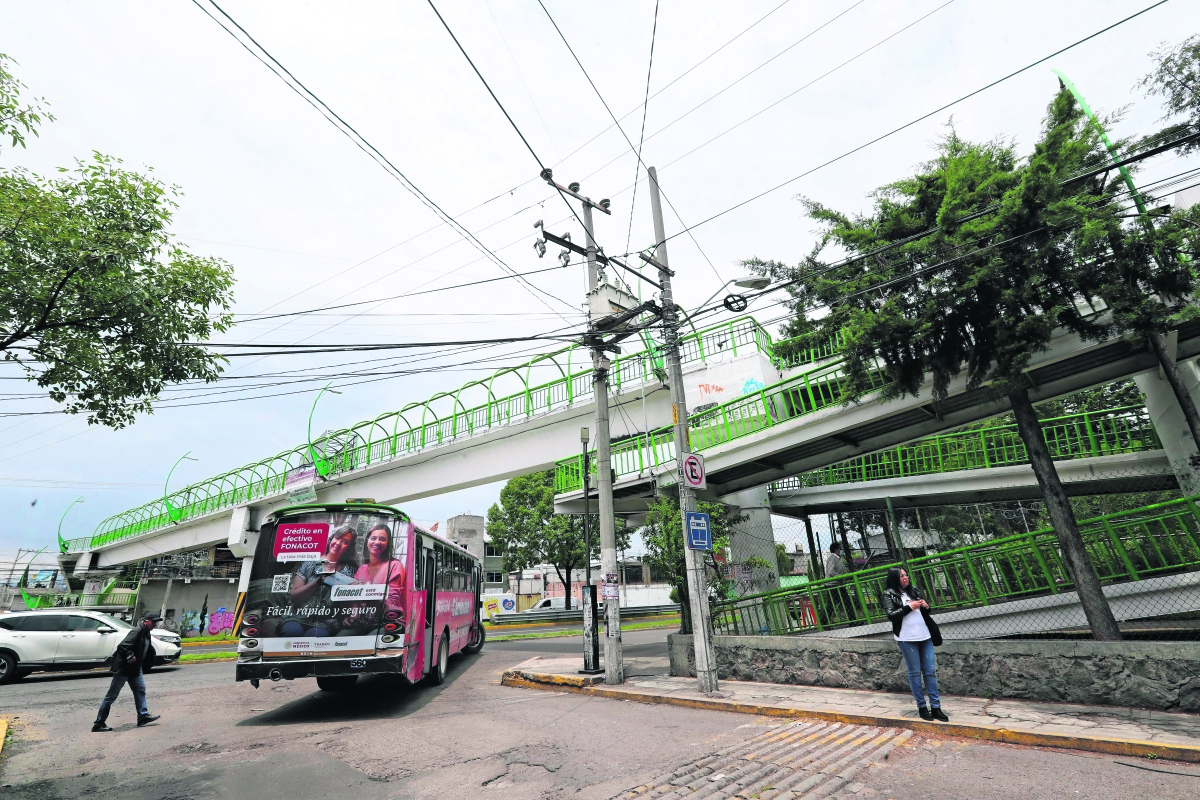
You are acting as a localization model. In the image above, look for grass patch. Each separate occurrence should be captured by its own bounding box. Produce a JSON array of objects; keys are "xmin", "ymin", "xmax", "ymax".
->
[
  {"xmin": 180, "ymin": 634, "xmax": 237, "ymax": 645},
  {"xmin": 179, "ymin": 651, "xmax": 237, "ymax": 662}
]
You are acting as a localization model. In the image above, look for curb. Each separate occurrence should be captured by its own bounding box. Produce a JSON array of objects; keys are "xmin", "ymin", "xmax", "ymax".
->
[
  {"xmin": 0, "ymin": 720, "xmax": 7, "ymax": 759},
  {"xmin": 179, "ymin": 655, "xmax": 237, "ymax": 664},
  {"xmin": 181, "ymin": 640, "xmax": 236, "ymax": 648},
  {"xmin": 501, "ymin": 671, "xmax": 1200, "ymax": 764}
]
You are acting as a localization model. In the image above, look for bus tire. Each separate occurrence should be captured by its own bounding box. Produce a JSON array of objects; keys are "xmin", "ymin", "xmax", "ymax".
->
[
  {"xmin": 463, "ymin": 620, "xmax": 485, "ymax": 654},
  {"xmin": 316, "ymin": 675, "xmax": 358, "ymax": 691},
  {"xmin": 427, "ymin": 633, "xmax": 448, "ymax": 686}
]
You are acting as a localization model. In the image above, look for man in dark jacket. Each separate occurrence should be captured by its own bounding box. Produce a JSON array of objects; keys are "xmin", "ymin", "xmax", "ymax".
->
[{"xmin": 92, "ymin": 612, "xmax": 162, "ymax": 732}]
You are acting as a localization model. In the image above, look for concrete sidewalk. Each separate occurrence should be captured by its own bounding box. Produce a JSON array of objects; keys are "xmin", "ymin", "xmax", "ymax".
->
[{"xmin": 502, "ymin": 656, "xmax": 1200, "ymax": 763}]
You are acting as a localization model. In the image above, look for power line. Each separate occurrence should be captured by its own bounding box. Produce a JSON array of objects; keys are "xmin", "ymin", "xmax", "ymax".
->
[
  {"xmin": 190, "ymin": 0, "xmax": 576, "ymax": 322},
  {"xmin": 656, "ymin": 0, "xmax": 1172, "ymax": 247},
  {"xmin": 625, "ymin": 0, "xmax": 660, "ymax": 258},
  {"xmin": 536, "ymin": 0, "xmax": 726, "ymax": 284}
]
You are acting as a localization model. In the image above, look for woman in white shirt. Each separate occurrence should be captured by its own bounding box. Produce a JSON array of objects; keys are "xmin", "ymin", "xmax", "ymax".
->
[{"xmin": 883, "ymin": 567, "xmax": 948, "ymax": 722}]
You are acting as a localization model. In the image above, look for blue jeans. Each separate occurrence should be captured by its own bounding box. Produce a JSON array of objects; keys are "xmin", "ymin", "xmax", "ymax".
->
[
  {"xmin": 95, "ymin": 670, "xmax": 149, "ymax": 724},
  {"xmin": 897, "ymin": 638, "xmax": 940, "ymax": 709}
]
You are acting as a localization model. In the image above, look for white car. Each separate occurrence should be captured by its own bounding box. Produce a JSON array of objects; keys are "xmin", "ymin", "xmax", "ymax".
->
[{"xmin": 0, "ymin": 610, "xmax": 182, "ymax": 684}]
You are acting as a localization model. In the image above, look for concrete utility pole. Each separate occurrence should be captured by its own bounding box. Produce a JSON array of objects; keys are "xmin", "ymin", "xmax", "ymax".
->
[
  {"xmin": 646, "ymin": 166, "xmax": 719, "ymax": 694},
  {"xmin": 579, "ymin": 196, "xmax": 624, "ymax": 686}
]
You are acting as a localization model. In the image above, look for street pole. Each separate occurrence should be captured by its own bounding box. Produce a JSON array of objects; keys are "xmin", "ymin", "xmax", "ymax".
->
[
  {"xmin": 581, "ymin": 427, "xmax": 601, "ymax": 674},
  {"xmin": 580, "ymin": 199, "xmax": 624, "ymax": 686},
  {"xmin": 647, "ymin": 166, "xmax": 719, "ymax": 694}
]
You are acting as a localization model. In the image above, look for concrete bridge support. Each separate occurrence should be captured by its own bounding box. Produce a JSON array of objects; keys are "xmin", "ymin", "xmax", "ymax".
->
[
  {"xmin": 726, "ymin": 486, "xmax": 780, "ymax": 595},
  {"xmin": 1133, "ymin": 357, "xmax": 1200, "ymax": 495}
]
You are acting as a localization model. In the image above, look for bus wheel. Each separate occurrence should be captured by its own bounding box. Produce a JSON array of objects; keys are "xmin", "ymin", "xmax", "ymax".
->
[
  {"xmin": 463, "ymin": 620, "xmax": 486, "ymax": 654},
  {"xmin": 427, "ymin": 634, "xmax": 448, "ymax": 686},
  {"xmin": 316, "ymin": 675, "xmax": 358, "ymax": 691}
]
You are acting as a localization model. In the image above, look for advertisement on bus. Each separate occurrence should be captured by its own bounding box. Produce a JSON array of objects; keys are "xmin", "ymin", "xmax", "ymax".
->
[{"xmin": 244, "ymin": 509, "xmax": 410, "ymax": 660}]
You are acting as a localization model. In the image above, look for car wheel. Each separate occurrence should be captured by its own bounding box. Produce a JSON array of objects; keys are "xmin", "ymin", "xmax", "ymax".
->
[
  {"xmin": 316, "ymin": 675, "xmax": 358, "ymax": 691},
  {"xmin": 463, "ymin": 620, "xmax": 486, "ymax": 655},
  {"xmin": 427, "ymin": 634, "xmax": 448, "ymax": 686},
  {"xmin": 0, "ymin": 653, "xmax": 15, "ymax": 685}
]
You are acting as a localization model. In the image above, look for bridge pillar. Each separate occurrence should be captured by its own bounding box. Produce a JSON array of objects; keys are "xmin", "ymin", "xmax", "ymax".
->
[
  {"xmin": 1133, "ymin": 361, "xmax": 1200, "ymax": 494},
  {"xmin": 227, "ymin": 506, "xmax": 259, "ymax": 594},
  {"xmin": 726, "ymin": 486, "xmax": 781, "ymax": 596}
]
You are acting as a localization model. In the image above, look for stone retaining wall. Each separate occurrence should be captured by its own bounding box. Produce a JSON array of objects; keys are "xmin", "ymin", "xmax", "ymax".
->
[{"xmin": 668, "ymin": 634, "xmax": 1200, "ymax": 712}]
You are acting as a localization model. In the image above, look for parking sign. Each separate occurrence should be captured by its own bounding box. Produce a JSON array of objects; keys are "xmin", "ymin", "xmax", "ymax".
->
[
  {"xmin": 685, "ymin": 511, "xmax": 712, "ymax": 551},
  {"xmin": 681, "ymin": 453, "xmax": 706, "ymax": 490}
]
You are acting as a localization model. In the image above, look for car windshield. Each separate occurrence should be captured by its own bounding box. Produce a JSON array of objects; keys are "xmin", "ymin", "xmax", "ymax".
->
[{"xmin": 95, "ymin": 614, "xmax": 133, "ymax": 630}]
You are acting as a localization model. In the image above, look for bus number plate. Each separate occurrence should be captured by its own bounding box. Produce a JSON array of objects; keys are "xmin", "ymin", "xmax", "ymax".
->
[{"xmin": 349, "ymin": 659, "xmax": 366, "ymax": 669}]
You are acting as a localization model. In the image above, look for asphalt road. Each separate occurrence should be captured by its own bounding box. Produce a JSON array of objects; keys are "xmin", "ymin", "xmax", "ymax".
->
[{"xmin": 2, "ymin": 628, "xmax": 1198, "ymax": 799}]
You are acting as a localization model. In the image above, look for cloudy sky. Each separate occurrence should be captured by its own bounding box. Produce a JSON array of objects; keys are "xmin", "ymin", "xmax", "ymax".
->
[{"xmin": 2, "ymin": 0, "xmax": 1196, "ymax": 559}]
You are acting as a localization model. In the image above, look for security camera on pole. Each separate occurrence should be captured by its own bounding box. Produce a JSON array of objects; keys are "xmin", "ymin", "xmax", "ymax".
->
[{"xmin": 640, "ymin": 166, "xmax": 719, "ymax": 694}]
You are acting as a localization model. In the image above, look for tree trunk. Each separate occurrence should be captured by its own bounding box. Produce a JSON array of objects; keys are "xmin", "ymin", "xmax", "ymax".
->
[
  {"xmin": 1149, "ymin": 332, "xmax": 1200, "ymax": 456},
  {"xmin": 803, "ymin": 516, "xmax": 823, "ymax": 579},
  {"xmin": 880, "ymin": 509, "xmax": 899, "ymax": 562},
  {"xmin": 1009, "ymin": 385, "xmax": 1123, "ymax": 640}
]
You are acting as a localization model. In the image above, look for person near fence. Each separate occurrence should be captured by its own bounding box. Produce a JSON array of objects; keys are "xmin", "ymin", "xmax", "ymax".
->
[
  {"xmin": 92, "ymin": 612, "xmax": 162, "ymax": 732},
  {"xmin": 821, "ymin": 541, "xmax": 857, "ymax": 624},
  {"xmin": 884, "ymin": 567, "xmax": 948, "ymax": 722}
]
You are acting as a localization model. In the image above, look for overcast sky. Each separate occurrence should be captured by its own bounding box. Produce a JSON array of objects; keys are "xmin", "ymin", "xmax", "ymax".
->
[{"xmin": 2, "ymin": 0, "xmax": 1196, "ymax": 559}]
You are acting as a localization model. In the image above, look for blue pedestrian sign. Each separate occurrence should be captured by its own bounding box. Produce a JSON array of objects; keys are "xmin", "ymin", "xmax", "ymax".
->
[{"xmin": 685, "ymin": 511, "xmax": 712, "ymax": 551}]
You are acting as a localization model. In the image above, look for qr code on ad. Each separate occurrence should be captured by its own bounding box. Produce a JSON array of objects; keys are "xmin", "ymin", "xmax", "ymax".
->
[{"xmin": 271, "ymin": 574, "xmax": 291, "ymax": 594}]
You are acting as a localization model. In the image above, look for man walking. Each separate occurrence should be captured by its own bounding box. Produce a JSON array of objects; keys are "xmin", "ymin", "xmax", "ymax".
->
[{"xmin": 92, "ymin": 612, "xmax": 162, "ymax": 732}]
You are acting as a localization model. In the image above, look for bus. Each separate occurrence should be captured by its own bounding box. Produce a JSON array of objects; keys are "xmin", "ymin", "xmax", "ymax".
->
[{"xmin": 235, "ymin": 502, "xmax": 485, "ymax": 690}]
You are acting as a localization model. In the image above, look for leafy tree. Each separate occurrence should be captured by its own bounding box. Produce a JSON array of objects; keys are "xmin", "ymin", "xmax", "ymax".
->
[
  {"xmin": 761, "ymin": 90, "xmax": 1131, "ymax": 639},
  {"xmin": 775, "ymin": 542, "xmax": 793, "ymax": 576},
  {"xmin": 1137, "ymin": 35, "xmax": 1200, "ymax": 156},
  {"xmin": 485, "ymin": 470, "xmax": 629, "ymax": 607},
  {"xmin": 0, "ymin": 54, "xmax": 235, "ymax": 428},
  {"xmin": 641, "ymin": 492, "xmax": 740, "ymax": 633},
  {"xmin": 0, "ymin": 54, "xmax": 52, "ymax": 152}
]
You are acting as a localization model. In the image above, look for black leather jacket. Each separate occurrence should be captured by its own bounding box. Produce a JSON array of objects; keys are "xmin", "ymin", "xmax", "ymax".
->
[
  {"xmin": 883, "ymin": 584, "xmax": 936, "ymax": 639},
  {"xmin": 109, "ymin": 625, "xmax": 153, "ymax": 676}
]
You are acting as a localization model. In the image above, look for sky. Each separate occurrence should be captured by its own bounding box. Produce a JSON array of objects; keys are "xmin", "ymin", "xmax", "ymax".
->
[{"xmin": 2, "ymin": 0, "xmax": 1197, "ymax": 561}]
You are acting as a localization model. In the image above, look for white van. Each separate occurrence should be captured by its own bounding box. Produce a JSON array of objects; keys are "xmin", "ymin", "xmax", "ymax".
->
[{"xmin": 524, "ymin": 597, "xmax": 577, "ymax": 611}]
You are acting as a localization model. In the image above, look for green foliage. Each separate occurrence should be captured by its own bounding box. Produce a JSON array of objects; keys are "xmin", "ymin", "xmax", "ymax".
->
[
  {"xmin": 1138, "ymin": 34, "xmax": 1200, "ymax": 155},
  {"xmin": 775, "ymin": 542, "xmax": 793, "ymax": 576},
  {"xmin": 0, "ymin": 59, "xmax": 235, "ymax": 428},
  {"xmin": 641, "ymin": 492, "xmax": 740, "ymax": 631},
  {"xmin": 0, "ymin": 53, "xmax": 53, "ymax": 152},
  {"xmin": 485, "ymin": 470, "xmax": 629, "ymax": 594},
  {"xmin": 771, "ymin": 90, "xmax": 1146, "ymax": 406}
]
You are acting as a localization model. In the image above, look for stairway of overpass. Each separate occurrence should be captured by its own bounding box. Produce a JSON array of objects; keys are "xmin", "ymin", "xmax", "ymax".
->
[
  {"xmin": 61, "ymin": 312, "xmax": 1200, "ymax": 581},
  {"xmin": 766, "ymin": 403, "xmax": 1176, "ymax": 515},
  {"xmin": 712, "ymin": 495, "xmax": 1200, "ymax": 641}
]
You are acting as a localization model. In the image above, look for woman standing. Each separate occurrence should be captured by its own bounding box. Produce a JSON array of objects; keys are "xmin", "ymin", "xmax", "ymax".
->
[{"xmin": 884, "ymin": 567, "xmax": 948, "ymax": 722}]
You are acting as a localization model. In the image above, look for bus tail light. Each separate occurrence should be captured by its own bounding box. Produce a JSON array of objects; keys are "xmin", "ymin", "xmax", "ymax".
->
[
  {"xmin": 385, "ymin": 609, "xmax": 401, "ymax": 620},
  {"xmin": 242, "ymin": 627, "xmax": 259, "ymax": 637},
  {"xmin": 383, "ymin": 622, "xmax": 400, "ymax": 633},
  {"xmin": 380, "ymin": 634, "xmax": 398, "ymax": 644},
  {"xmin": 243, "ymin": 614, "xmax": 260, "ymax": 625},
  {"xmin": 240, "ymin": 639, "xmax": 260, "ymax": 650}
]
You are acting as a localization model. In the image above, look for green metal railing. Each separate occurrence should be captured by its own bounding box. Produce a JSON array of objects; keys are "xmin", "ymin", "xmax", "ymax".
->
[
  {"xmin": 772, "ymin": 331, "xmax": 844, "ymax": 370},
  {"xmin": 21, "ymin": 581, "xmax": 140, "ymax": 610},
  {"xmin": 555, "ymin": 354, "xmax": 889, "ymax": 493},
  {"xmin": 770, "ymin": 405, "xmax": 1161, "ymax": 494},
  {"xmin": 712, "ymin": 496, "xmax": 1200, "ymax": 636},
  {"xmin": 69, "ymin": 317, "xmax": 777, "ymax": 553}
]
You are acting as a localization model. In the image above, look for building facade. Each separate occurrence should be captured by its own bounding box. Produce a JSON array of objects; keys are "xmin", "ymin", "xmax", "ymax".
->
[{"xmin": 445, "ymin": 513, "xmax": 506, "ymax": 592}]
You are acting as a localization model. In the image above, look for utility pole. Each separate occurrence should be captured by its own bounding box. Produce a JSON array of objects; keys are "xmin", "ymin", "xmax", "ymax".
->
[
  {"xmin": 580, "ymin": 197, "xmax": 625, "ymax": 686},
  {"xmin": 646, "ymin": 166, "xmax": 719, "ymax": 694}
]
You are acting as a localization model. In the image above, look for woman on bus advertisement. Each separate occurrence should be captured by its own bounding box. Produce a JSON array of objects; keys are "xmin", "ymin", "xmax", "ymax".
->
[
  {"xmin": 353, "ymin": 523, "xmax": 406, "ymax": 620},
  {"xmin": 277, "ymin": 525, "xmax": 360, "ymax": 637}
]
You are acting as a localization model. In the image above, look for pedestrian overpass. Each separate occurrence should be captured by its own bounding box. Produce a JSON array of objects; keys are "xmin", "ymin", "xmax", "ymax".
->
[{"xmin": 59, "ymin": 314, "xmax": 1200, "ymax": 606}]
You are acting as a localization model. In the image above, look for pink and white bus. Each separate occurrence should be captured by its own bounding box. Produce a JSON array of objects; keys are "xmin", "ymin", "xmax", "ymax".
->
[{"xmin": 236, "ymin": 502, "xmax": 485, "ymax": 690}]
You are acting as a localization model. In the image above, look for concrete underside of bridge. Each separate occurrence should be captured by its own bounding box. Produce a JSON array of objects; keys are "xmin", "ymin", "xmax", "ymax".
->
[
  {"xmin": 767, "ymin": 449, "xmax": 1177, "ymax": 515},
  {"xmin": 556, "ymin": 321, "xmax": 1200, "ymax": 517}
]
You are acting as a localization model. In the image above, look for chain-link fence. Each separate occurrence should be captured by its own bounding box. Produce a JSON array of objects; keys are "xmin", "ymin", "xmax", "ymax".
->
[{"xmin": 713, "ymin": 462, "xmax": 1200, "ymax": 642}]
